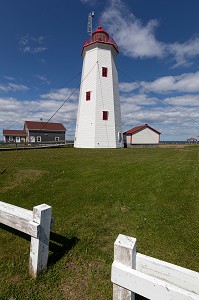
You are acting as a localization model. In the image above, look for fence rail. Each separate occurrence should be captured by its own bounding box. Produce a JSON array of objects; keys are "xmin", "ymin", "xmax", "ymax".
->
[
  {"xmin": 0, "ymin": 201, "xmax": 52, "ymax": 278},
  {"xmin": 111, "ymin": 234, "xmax": 199, "ymax": 300}
]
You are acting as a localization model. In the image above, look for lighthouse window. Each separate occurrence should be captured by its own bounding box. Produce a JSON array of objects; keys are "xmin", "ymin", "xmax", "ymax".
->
[
  {"xmin": 86, "ymin": 91, "xmax": 91, "ymax": 101},
  {"xmin": 103, "ymin": 111, "xmax": 108, "ymax": 120},
  {"xmin": 102, "ymin": 67, "xmax": 108, "ymax": 77}
]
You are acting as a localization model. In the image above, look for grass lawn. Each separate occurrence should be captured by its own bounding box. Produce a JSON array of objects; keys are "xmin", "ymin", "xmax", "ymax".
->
[{"xmin": 0, "ymin": 147, "xmax": 198, "ymax": 299}]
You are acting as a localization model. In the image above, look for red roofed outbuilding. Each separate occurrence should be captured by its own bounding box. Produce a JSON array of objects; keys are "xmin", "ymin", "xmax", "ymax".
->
[
  {"xmin": 123, "ymin": 124, "xmax": 161, "ymax": 148},
  {"xmin": 186, "ymin": 137, "xmax": 197, "ymax": 144}
]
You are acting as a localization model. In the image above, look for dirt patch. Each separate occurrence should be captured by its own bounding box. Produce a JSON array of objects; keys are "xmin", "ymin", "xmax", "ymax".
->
[{"xmin": 0, "ymin": 169, "xmax": 47, "ymax": 192}]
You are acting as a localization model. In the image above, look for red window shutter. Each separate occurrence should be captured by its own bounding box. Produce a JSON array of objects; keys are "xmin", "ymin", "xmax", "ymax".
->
[
  {"xmin": 102, "ymin": 67, "xmax": 108, "ymax": 77},
  {"xmin": 103, "ymin": 111, "xmax": 108, "ymax": 120},
  {"xmin": 86, "ymin": 91, "xmax": 91, "ymax": 101}
]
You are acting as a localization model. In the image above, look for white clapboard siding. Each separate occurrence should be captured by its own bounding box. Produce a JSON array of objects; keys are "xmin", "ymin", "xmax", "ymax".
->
[{"xmin": 112, "ymin": 234, "xmax": 199, "ymax": 300}]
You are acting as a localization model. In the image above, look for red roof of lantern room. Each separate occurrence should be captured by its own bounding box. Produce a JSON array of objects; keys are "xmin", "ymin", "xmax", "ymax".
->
[
  {"xmin": 124, "ymin": 124, "xmax": 161, "ymax": 135},
  {"xmin": 82, "ymin": 25, "xmax": 118, "ymax": 55},
  {"xmin": 92, "ymin": 26, "xmax": 109, "ymax": 38}
]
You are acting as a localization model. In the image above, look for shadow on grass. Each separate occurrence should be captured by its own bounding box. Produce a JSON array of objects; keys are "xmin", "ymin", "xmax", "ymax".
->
[
  {"xmin": 0, "ymin": 223, "xmax": 31, "ymax": 241},
  {"xmin": 0, "ymin": 224, "xmax": 79, "ymax": 267},
  {"xmin": 48, "ymin": 232, "xmax": 79, "ymax": 267}
]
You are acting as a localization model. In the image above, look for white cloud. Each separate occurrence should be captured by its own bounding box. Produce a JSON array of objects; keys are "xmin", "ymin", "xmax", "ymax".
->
[
  {"xmin": 0, "ymin": 83, "xmax": 29, "ymax": 93},
  {"xmin": 102, "ymin": 0, "xmax": 164, "ymax": 59},
  {"xmin": 119, "ymin": 68, "xmax": 199, "ymax": 139},
  {"xmin": 120, "ymin": 70, "xmax": 199, "ymax": 93},
  {"xmin": 19, "ymin": 34, "xmax": 47, "ymax": 54},
  {"xmin": 3, "ymin": 75, "xmax": 15, "ymax": 81},
  {"xmin": 80, "ymin": 0, "xmax": 96, "ymax": 4},
  {"xmin": 0, "ymin": 87, "xmax": 79, "ymax": 140},
  {"xmin": 36, "ymin": 58, "xmax": 46, "ymax": 63},
  {"xmin": 40, "ymin": 87, "xmax": 79, "ymax": 102},
  {"xmin": 101, "ymin": 0, "xmax": 199, "ymax": 67},
  {"xmin": 1, "ymin": 71, "xmax": 199, "ymax": 142},
  {"xmin": 34, "ymin": 74, "xmax": 51, "ymax": 85},
  {"xmin": 168, "ymin": 37, "xmax": 199, "ymax": 68},
  {"xmin": 119, "ymin": 82, "xmax": 138, "ymax": 93}
]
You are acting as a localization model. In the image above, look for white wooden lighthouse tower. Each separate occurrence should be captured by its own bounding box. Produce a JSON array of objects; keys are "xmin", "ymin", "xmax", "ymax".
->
[{"xmin": 74, "ymin": 23, "xmax": 123, "ymax": 148}]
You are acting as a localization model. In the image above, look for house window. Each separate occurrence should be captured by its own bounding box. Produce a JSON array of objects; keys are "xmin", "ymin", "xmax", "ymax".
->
[
  {"xmin": 103, "ymin": 111, "xmax": 108, "ymax": 120},
  {"xmin": 55, "ymin": 137, "xmax": 59, "ymax": 142},
  {"xmin": 37, "ymin": 136, "xmax": 41, "ymax": 142},
  {"xmin": 30, "ymin": 136, "xmax": 35, "ymax": 143},
  {"xmin": 86, "ymin": 91, "xmax": 91, "ymax": 101},
  {"xmin": 9, "ymin": 136, "xmax": 13, "ymax": 141},
  {"xmin": 102, "ymin": 67, "xmax": 108, "ymax": 77}
]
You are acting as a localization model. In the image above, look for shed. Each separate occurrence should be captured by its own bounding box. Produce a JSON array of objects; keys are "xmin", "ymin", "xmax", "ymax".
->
[{"xmin": 123, "ymin": 124, "xmax": 161, "ymax": 148}]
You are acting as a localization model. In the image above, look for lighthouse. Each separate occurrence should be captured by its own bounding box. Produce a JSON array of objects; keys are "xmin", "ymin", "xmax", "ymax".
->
[{"xmin": 74, "ymin": 24, "xmax": 123, "ymax": 148}]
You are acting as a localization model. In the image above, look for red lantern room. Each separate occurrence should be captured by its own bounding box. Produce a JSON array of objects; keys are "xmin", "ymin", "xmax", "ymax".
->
[
  {"xmin": 92, "ymin": 25, "xmax": 109, "ymax": 39},
  {"xmin": 82, "ymin": 25, "xmax": 118, "ymax": 55}
]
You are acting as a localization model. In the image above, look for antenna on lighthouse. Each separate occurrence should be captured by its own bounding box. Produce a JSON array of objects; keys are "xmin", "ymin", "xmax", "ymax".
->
[{"xmin": 87, "ymin": 11, "xmax": 94, "ymax": 36}]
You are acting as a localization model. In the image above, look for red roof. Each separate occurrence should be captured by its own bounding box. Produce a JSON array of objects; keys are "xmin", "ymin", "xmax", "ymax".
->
[
  {"xmin": 124, "ymin": 124, "xmax": 161, "ymax": 135},
  {"xmin": 3, "ymin": 130, "xmax": 26, "ymax": 136},
  {"xmin": 187, "ymin": 137, "xmax": 197, "ymax": 141},
  {"xmin": 92, "ymin": 26, "xmax": 109, "ymax": 38},
  {"xmin": 24, "ymin": 121, "xmax": 66, "ymax": 131}
]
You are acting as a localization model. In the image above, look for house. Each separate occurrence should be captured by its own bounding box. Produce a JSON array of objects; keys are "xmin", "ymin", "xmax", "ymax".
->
[
  {"xmin": 187, "ymin": 137, "xmax": 197, "ymax": 144},
  {"xmin": 24, "ymin": 121, "xmax": 66, "ymax": 143},
  {"xmin": 3, "ymin": 130, "xmax": 26, "ymax": 143},
  {"xmin": 3, "ymin": 121, "xmax": 66, "ymax": 144},
  {"xmin": 123, "ymin": 124, "xmax": 161, "ymax": 148}
]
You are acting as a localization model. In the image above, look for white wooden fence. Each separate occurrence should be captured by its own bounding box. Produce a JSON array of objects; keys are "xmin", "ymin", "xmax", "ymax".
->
[
  {"xmin": 111, "ymin": 234, "xmax": 199, "ymax": 300},
  {"xmin": 0, "ymin": 201, "xmax": 52, "ymax": 278}
]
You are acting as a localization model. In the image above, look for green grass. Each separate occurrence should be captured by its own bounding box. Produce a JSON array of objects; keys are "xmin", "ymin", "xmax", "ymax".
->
[{"xmin": 0, "ymin": 147, "xmax": 199, "ymax": 299}]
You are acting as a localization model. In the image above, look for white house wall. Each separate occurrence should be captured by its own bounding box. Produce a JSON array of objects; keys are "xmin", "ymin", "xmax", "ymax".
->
[
  {"xmin": 126, "ymin": 135, "xmax": 131, "ymax": 144},
  {"xmin": 132, "ymin": 128, "xmax": 159, "ymax": 144}
]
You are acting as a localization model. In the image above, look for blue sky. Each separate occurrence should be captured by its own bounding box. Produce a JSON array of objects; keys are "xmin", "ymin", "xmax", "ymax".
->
[{"xmin": 1, "ymin": 0, "xmax": 199, "ymax": 141}]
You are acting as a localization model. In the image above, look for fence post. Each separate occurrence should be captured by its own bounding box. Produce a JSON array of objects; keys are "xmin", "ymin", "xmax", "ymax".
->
[
  {"xmin": 113, "ymin": 234, "xmax": 136, "ymax": 300},
  {"xmin": 29, "ymin": 204, "xmax": 52, "ymax": 278}
]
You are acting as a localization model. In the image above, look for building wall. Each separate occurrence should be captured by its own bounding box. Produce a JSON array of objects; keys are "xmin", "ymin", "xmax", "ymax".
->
[
  {"xmin": 4, "ymin": 136, "xmax": 26, "ymax": 143},
  {"xmin": 124, "ymin": 134, "xmax": 131, "ymax": 145},
  {"xmin": 132, "ymin": 128, "xmax": 159, "ymax": 144},
  {"xmin": 74, "ymin": 43, "xmax": 122, "ymax": 148},
  {"xmin": 112, "ymin": 53, "xmax": 123, "ymax": 148},
  {"xmin": 28, "ymin": 130, "xmax": 65, "ymax": 143}
]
